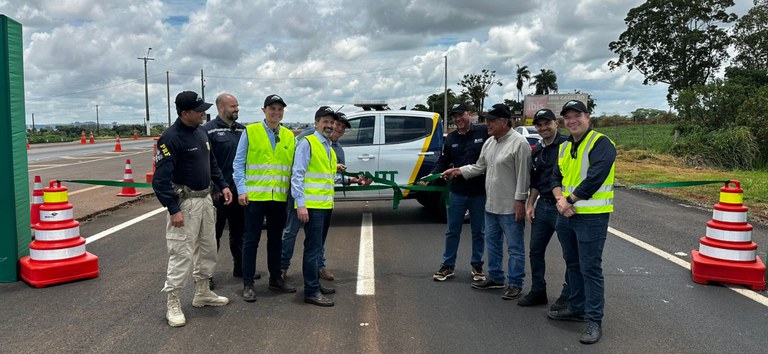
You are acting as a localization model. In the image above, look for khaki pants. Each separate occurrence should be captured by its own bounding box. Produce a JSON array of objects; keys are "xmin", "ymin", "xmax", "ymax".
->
[{"xmin": 161, "ymin": 195, "xmax": 217, "ymax": 292}]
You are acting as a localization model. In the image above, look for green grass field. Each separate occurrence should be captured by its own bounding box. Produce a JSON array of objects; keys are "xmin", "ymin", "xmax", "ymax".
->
[{"xmin": 595, "ymin": 123, "xmax": 677, "ymax": 153}]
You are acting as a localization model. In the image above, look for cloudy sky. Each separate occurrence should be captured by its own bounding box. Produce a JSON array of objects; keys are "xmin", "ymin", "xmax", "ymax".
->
[{"xmin": 1, "ymin": 0, "xmax": 754, "ymax": 126}]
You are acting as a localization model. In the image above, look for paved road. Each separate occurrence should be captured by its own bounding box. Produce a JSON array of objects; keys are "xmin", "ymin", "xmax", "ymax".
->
[{"xmin": 2, "ymin": 187, "xmax": 768, "ymax": 353}]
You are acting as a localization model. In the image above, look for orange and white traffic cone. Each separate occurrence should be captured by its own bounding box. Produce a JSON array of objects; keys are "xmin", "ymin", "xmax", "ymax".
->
[
  {"xmin": 113, "ymin": 134, "xmax": 122, "ymax": 152},
  {"xmin": 133, "ymin": 130, "xmax": 139, "ymax": 140},
  {"xmin": 80, "ymin": 130, "xmax": 86, "ymax": 144},
  {"xmin": 30, "ymin": 175, "xmax": 44, "ymax": 228},
  {"xmin": 27, "ymin": 138, "xmax": 30, "ymax": 150},
  {"xmin": 89, "ymin": 131, "xmax": 95, "ymax": 144},
  {"xmin": 691, "ymin": 180, "xmax": 766, "ymax": 290},
  {"xmin": 117, "ymin": 159, "xmax": 142, "ymax": 197},
  {"xmin": 146, "ymin": 139, "xmax": 158, "ymax": 183},
  {"xmin": 20, "ymin": 180, "xmax": 100, "ymax": 287}
]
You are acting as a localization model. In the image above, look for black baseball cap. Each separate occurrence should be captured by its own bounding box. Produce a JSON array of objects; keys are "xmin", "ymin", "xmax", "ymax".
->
[
  {"xmin": 264, "ymin": 94, "xmax": 287, "ymax": 108},
  {"xmin": 533, "ymin": 108, "xmax": 557, "ymax": 123},
  {"xmin": 175, "ymin": 91, "xmax": 212, "ymax": 112},
  {"xmin": 560, "ymin": 100, "xmax": 588, "ymax": 116},
  {"xmin": 449, "ymin": 103, "xmax": 468, "ymax": 115},
  {"xmin": 336, "ymin": 112, "xmax": 351, "ymax": 128},
  {"xmin": 315, "ymin": 106, "xmax": 340, "ymax": 120},
  {"xmin": 483, "ymin": 103, "xmax": 512, "ymax": 120}
]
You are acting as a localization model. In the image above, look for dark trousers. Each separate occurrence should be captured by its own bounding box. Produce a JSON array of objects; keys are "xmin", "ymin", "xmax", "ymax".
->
[
  {"xmin": 529, "ymin": 198, "xmax": 570, "ymax": 296},
  {"xmin": 303, "ymin": 208, "xmax": 332, "ymax": 297},
  {"xmin": 242, "ymin": 200, "xmax": 287, "ymax": 286},
  {"xmin": 214, "ymin": 198, "xmax": 244, "ymax": 271}
]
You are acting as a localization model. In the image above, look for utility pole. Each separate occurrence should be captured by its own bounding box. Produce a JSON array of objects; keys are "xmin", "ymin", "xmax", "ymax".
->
[
  {"xmin": 443, "ymin": 55, "xmax": 448, "ymax": 133},
  {"xmin": 95, "ymin": 104, "xmax": 100, "ymax": 135},
  {"xmin": 201, "ymin": 69, "xmax": 208, "ymax": 121},
  {"xmin": 31, "ymin": 113, "xmax": 35, "ymax": 132},
  {"xmin": 166, "ymin": 71, "xmax": 171, "ymax": 127},
  {"xmin": 138, "ymin": 47, "xmax": 154, "ymax": 136}
]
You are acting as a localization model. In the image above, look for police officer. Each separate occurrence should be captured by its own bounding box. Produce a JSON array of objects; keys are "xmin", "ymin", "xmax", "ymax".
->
[
  {"xmin": 427, "ymin": 103, "xmax": 488, "ymax": 283},
  {"xmin": 153, "ymin": 90, "xmax": 232, "ymax": 327},
  {"xmin": 201, "ymin": 93, "xmax": 248, "ymax": 289},
  {"xmin": 518, "ymin": 108, "xmax": 570, "ymax": 308},
  {"xmin": 547, "ymin": 100, "xmax": 616, "ymax": 345},
  {"xmin": 233, "ymin": 94, "xmax": 297, "ymax": 302}
]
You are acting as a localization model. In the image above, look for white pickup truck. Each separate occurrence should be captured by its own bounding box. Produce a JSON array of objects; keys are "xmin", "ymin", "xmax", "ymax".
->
[{"xmin": 335, "ymin": 107, "xmax": 447, "ymax": 218}]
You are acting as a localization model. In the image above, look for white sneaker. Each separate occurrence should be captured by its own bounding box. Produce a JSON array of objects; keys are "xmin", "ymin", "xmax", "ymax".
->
[
  {"xmin": 192, "ymin": 279, "xmax": 230, "ymax": 307},
  {"xmin": 166, "ymin": 291, "xmax": 186, "ymax": 327}
]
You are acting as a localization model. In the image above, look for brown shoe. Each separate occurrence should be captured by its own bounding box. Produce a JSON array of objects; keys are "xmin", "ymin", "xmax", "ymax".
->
[{"xmin": 319, "ymin": 268, "xmax": 334, "ymax": 281}]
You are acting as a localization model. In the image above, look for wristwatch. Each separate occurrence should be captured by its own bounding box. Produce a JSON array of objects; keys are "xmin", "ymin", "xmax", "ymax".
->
[{"xmin": 566, "ymin": 196, "xmax": 575, "ymax": 204}]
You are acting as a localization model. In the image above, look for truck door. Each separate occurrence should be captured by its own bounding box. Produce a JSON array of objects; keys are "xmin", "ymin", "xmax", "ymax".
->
[
  {"xmin": 380, "ymin": 114, "xmax": 436, "ymax": 197},
  {"xmin": 336, "ymin": 115, "xmax": 380, "ymax": 198}
]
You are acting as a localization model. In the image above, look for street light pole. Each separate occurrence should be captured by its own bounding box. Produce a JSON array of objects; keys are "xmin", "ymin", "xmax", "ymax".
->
[
  {"xmin": 95, "ymin": 104, "xmax": 100, "ymax": 135},
  {"xmin": 138, "ymin": 47, "xmax": 154, "ymax": 136}
]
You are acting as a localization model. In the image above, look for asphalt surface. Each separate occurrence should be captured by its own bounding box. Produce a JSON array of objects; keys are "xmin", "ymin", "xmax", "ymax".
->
[{"xmin": 4, "ymin": 142, "xmax": 768, "ymax": 353}]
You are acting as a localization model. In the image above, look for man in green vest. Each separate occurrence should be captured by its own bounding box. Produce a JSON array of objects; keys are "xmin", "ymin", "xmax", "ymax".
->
[
  {"xmin": 233, "ymin": 94, "xmax": 297, "ymax": 302},
  {"xmin": 291, "ymin": 106, "xmax": 341, "ymax": 307},
  {"xmin": 547, "ymin": 100, "xmax": 616, "ymax": 345}
]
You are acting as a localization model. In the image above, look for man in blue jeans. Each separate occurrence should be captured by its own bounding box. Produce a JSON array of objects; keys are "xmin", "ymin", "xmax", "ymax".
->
[
  {"xmin": 442, "ymin": 104, "xmax": 531, "ymax": 300},
  {"xmin": 548, "ymin": 100, "xmax": 616, "ymax": 345},
  {"xmin": 425, "ymin": 103, "xmax": 488, "ymax": 282},
  {"xmin": 518, "ymin": 108, "xmax": 570, "ymax": 308}
]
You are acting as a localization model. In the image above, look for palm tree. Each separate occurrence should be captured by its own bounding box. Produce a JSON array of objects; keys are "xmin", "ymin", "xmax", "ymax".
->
[
  {"xmin": 515, "ymin": 64, "xmax": 531, "ymax": 102},
  {"xmin": 530, "ymin": 69, "xmax": 558, "ymax": 95}
]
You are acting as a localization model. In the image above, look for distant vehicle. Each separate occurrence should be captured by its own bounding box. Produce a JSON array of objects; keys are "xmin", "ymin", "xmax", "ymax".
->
[
  {"xmin": 515, "ymin": 125, "xmax": 540, "ymax": 139},
  {"xmin": 526, "ymin": 136, "xmax": 540, "ymax": 150}
]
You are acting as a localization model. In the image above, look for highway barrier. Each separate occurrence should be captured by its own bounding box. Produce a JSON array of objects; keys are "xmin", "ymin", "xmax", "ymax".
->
[
  {"xmin": 690, "ymin": 180, "xmax": 766, "ymax": 291},
  {"xmin": 20, "ymin": 180, "xmax": 99, "ymax": 287},
  {"xmin": 116, "ymin": 159, "xmax": 142, "ymax": 197}
]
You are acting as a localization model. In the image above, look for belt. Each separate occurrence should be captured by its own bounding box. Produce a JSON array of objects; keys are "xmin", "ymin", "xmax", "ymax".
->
[
  {"xmin": 539, "ymin": 197, "xmax": 557, "ymax": 204},
  {"xmin": 173, "ymin": 183, "xmax": 211, "ymax": 199}
]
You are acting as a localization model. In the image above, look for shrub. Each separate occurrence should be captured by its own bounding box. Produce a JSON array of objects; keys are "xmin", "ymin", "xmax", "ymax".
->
[{"xmin": 670, "ymin": 126, "xmax": 758, "ymax": 169}]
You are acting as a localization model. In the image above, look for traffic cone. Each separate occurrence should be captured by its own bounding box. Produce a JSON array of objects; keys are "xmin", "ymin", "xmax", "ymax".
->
[
  {"xmin": 146, "ymin": 136, "xmax": 160, "ymax": 183},
  {"xmin": 27, "ymin": 138, "xmax": 30, "ymax": 150},
  {"xmin": 117, "ymin": 159, "xmax": 142, "ymax": 197},
  {"xmin": 30, "ymin": 175, "xmax": 44, "ymax": 228},
  {"xmin": 80, "ymin": 130, "xmax": 86, "ymax": 144},
  {"xmin": 89, "ymin": 131, "xmax": 95, "ymax": 144},
  {"xmin": 691, "ymin": 180, "xmax": 766, "ymax": 290},
  {"xmin": 133, "ymin": 130, "xmax": 139, "ymax": 140},
  {"xmin": 19, "ymin": 180, "xmax": 100, "ymax": 287},
  {"xmin": 113, "ymin": 134, "xmax": 122, "ymax": 152}
]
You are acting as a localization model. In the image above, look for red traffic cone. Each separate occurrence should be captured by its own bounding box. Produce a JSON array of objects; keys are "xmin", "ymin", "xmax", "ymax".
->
[
  {"xmin": 133, "ymin": 130, "xmax": 139, "ymax": 140},
  {"xmin": 89, "ymin": 131, "xmax": 95, "ymax": 144},
  {"xmin": 691, "ymin": 180, "xmax": 766, "ymax": 290},
  {"xmin": 27, "ymin": 138, "xmax": 31, "ymax": 150},
  {"xmin": 146, "ymin": 139, "xmax": 158, "ymax": 183},
  {"xmin": 30, "ymin": 175, "xmax": 44, "ymax": 228},
  {"xmin": 80, "ymin": 130, "xmax": 86, "ymax": 144},
  {"xmin": 117, "ymin": 159, "xmax": 142, "ymax": 197},
  {"xmin": 113, "ymin": 134, "xmax": 122, "ymax": 152},
  {"xmin": 20, "ymin": 180, "xmax": 100, "ymax": 287}
]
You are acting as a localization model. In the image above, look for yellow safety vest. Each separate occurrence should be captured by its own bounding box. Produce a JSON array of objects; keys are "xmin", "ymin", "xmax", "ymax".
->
[
  {"xmin": 302, "ymin": 135, "xmax": 337, "ymax": 209},
  {"xmin": 558, "ymin": 130, "xmax": 615, "ymax": 214},
  {"xmin": 244, "ymin": 123, "xmax": 295, "ymax": 201}
]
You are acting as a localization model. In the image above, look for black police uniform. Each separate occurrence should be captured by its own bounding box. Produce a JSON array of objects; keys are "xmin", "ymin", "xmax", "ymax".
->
[
  {"xmin": 430, "ymin": 124, "xmax": 488, "ymax": 195},
  {"xmin": 202, "ymin": 116, "xmax": 246, "ymax": 275},
  {"xmin": 153, "ymin": 118, "xmax": 228, "ymax": 214}
]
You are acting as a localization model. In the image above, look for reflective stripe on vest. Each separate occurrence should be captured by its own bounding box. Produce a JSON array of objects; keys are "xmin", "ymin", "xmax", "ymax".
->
[
  {"xmin": 558, "ymin": 130, "xmax": 615, "ymax": 214},
  {"xmin": 303, "ymin": 135, "xmax": 337, "ymax": 209},
  {"xmin": 244, "ymin": 123, "xmax": 295, "ymax": 202}
]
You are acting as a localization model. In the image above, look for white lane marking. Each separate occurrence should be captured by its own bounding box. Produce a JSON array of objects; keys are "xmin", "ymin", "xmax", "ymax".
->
[
  {"xmin": 609, "ymin": 226, "xmax": 768, "ymax": 307},
  {"xmin": 85, "ymin": 207, "xmax": 166, "ymax": 245},
  {"xmin": 356, "ymin": 212, "xmax": 375, "ymax": 295},
  {"xmin": 28, "ymin": 150, "xmax": 149, "ymax": 172}
]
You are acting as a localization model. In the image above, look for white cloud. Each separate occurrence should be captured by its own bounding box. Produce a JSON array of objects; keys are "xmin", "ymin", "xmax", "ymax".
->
[{"xmin": 0, "ymin": 0, "xmax": 755, "ymax": 124}]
